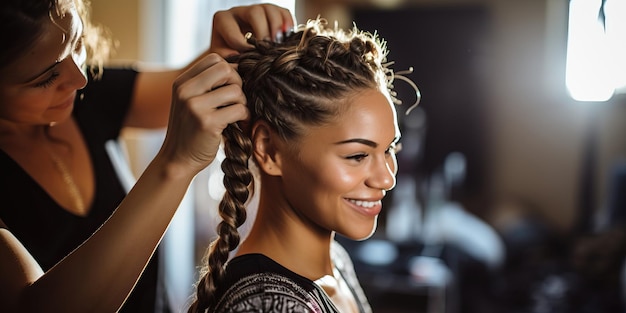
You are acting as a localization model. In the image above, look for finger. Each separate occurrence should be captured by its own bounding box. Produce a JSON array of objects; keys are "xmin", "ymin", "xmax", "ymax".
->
[
  {"xmin": 212, "ymin": 10, "xmax": 252, "ymax": 53},
  {"xmin": 210, "ymin": 102, "xmax": 249, "ymax": 127},
  {"xmin": 262, "ymin": 4, "xmax": 294, "ymax": 42},
  {"xmin": 190, "ymin": 83, "xmax": 246, "ymax": 114},
  {"xmin": 236, "ymin": 5, "xmax": 271, "ymax": 41},
  {"xmin": 211, "ymin": 46, "xmax": 239, "ymax": 59},
  {"xmin": 176, "ymin": 58, "xmax": 242, "ymax": 102},
  {"xmin": 176, "ymin": 53, "xmax": 223, "ymax": 85},
  {"xmin": 191, "ymin": 86, "xmax": 249, "ymax": 125}
]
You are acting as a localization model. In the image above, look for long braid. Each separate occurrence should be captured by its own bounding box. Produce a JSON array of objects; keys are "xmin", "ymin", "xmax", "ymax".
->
[
  {"xmin": 189, "ymin": 18, "xmax": 408, "ymax": 312},
  {"xmin": 188, "ymin": 123, "xmax": 252, "ymax": 313}
]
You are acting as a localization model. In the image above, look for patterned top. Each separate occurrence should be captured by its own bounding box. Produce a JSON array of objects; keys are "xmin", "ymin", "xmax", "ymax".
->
[{"xmin": 214, "ymin": 241, "xmax": 372, "ymax": 313}]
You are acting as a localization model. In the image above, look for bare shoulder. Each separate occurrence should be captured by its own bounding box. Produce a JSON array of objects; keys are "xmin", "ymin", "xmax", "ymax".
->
[
  {"xmin": 0, "ymin": 219, "xmax": 42, "ymax": 275},
  {"xmin": 0, "ymin": 218, "xmax": 44, "ymax": 311}
]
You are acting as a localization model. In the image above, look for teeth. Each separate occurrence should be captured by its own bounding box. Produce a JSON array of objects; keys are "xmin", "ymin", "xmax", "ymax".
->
[{"xmin": 349, "ymin": 199, "xmax": 378, "ymax": 208}]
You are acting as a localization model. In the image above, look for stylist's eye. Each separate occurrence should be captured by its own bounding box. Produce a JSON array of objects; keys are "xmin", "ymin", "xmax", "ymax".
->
[
  {"xmin": 386, "ymin": 142, "xmax": 401, "ymax": 155},
  {"xmin": 35, "ymin": 71, "xmax": 60, "ymax": 88}
]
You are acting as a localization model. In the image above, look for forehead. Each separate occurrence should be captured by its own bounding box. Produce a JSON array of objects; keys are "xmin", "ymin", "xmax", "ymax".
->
[
  {"xmin": 343, "ymin": 89, "xmax": 399, "ymax": 134},
  {"xmin": 299, "ymin": 88, "xmax": 399, "ymax": 145}
]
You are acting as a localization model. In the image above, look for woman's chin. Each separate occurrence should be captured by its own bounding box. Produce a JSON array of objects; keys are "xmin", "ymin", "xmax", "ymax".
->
[{"xmin": 340, "ymin": 221, "xmax": 378, "ymax": 242}]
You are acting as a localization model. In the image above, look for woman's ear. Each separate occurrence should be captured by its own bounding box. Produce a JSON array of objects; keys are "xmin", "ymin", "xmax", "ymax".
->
[{"xmin": 251, "ymin": 121, "xmax": 283, "ymax": 176}]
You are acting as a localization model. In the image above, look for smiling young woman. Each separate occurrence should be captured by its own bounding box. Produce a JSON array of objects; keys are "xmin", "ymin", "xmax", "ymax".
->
[{"xmin": 188, "ymin": 18, "xmax": 417, "ymax": 313}]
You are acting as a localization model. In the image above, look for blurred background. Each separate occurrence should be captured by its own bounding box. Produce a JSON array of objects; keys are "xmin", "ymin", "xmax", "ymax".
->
[{"xmin": 91, "ymin": 0, "xmax": 626, "ymax": 312}]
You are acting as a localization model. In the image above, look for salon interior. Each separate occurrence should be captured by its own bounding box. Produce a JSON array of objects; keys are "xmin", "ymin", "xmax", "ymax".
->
[{"xmin": 93, "ymin": 0, "xmax": 626, "ymax": 312}]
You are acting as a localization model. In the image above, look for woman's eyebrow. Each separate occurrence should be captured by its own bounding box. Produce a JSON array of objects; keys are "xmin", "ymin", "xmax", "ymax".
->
[{"xmin": 334, "ymin": 138, "xmax": 378, "ymax": 148}]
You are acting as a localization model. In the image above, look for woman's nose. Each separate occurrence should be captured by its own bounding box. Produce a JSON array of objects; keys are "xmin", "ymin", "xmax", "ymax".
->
[{"xmin": 367, "ymin": 155, "xmax": 397, "ymax": 191}]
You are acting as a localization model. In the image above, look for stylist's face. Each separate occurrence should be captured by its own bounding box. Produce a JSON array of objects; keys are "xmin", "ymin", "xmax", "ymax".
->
[
  {"xmin": 280, "ymin": 88, "xmax": 400, "ymax": 240},
  {"xmin": 0, "ymin": 2, "xmax": 87, "ymax": 127}
]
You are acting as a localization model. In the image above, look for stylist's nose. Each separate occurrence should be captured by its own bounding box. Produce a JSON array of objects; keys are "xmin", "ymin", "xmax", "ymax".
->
[{"xmin": 62, "ymin": 45, "xmax": 88, "ymax": 90}]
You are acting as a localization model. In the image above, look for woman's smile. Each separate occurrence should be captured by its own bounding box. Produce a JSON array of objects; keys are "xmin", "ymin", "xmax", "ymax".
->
[{"xmin": 345, "ymin": 198, "xmax": 382, "ymax": 217}]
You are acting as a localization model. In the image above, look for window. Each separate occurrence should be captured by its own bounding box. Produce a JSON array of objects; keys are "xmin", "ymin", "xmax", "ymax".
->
[{"xmin": 566, "ymin": 0, "xmax": 626, "ymax": 101}]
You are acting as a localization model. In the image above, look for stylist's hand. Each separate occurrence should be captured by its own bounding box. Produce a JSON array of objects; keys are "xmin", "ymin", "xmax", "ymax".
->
[
  {"xmin": 210, "ymin": 4, "xmax": 294, "ymax": 57},
  {"xmin": 160, "ymin": 53, "xmax": 247, "ymax": 176}
]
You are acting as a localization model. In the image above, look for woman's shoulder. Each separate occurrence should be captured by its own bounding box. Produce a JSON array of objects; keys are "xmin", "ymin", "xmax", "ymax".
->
[
  {"xmin": 223, "ymin": 254, "xmax": 314, "ymax": 293},
  {"xmin": 216, "ymin": 271, "xmax": 314, "ymax": 312},
  {"xmin": 216, "ymin": 254, "xmax": 334, "ymax": 313}
]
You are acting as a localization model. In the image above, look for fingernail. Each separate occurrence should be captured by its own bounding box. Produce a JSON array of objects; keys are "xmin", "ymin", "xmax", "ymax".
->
[
  {"xmin": 285, "ymin": 27, "xmax": 294, "ymax": 37},
  {"xmin": 275, "ymin": 31, "xmax": 283, "ymax": 43}
]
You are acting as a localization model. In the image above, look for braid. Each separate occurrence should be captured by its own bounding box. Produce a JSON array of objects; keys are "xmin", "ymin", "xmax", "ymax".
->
[{"xmin": 188, "ymin": 124, "xmax": 252, "ymax": 313}]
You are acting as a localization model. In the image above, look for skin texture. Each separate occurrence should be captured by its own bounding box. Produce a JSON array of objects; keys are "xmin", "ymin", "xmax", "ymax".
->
[
  {"xmin": 237, "ymin": 88, "xmax": 400, "ymax": 312},
  {"xmin": 0, "ymin": 1, "xmax": 293, "ymax": 312}
]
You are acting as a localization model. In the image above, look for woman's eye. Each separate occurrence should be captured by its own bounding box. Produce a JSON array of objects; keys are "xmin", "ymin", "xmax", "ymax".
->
[{"xmin": 347, "ymin": 153, "xmax": 368, "ymax": 162}]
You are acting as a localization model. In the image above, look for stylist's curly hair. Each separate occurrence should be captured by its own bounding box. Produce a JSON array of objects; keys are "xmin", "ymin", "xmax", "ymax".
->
[
  {"xmin": 188, "ymin": 18, "xmax": 394, "ymax": 313},
  {"xmin": 0, "ymin": 0, "xmax": 113, "ymax": 76}
]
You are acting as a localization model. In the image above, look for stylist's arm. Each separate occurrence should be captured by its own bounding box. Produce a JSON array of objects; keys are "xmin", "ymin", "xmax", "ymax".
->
[{"xmin": 0, "ymin": 54, "xmax": 246, "ymax": 313}]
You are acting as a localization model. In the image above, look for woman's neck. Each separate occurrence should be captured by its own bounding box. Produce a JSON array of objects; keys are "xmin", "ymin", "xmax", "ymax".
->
[{"xmin": 236, "ymin": 187, "xmax": 335, "ymax": 281}]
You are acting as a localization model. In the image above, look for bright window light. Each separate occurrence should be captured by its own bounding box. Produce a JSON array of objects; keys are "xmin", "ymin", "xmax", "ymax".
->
[
  {"xmin": 566, "ymin": 0, "xmax": 612, "ymax": 101},
  {"xmin": 566, "ymin": 0, "xmax": 626, "ymax": 101},
  {"xmin": 605, "ymin": 0, "xmax": 626, "ymax": 91}
]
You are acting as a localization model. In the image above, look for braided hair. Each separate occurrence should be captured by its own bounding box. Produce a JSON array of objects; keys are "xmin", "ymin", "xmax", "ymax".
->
[{"xmin": 188, "ymin": 18, "xmax": 396, "ymax": 313}]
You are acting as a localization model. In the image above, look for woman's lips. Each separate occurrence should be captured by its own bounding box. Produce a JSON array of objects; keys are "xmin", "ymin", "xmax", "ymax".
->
[{"xmin": 346, "ymin": 198, "xmax": 382, "ymax": 217}]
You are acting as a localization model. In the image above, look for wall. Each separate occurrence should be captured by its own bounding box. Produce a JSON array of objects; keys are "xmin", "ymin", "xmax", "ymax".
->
[
  {"xmin": 484, "ymin": 0, "xmax": 625, "ymax": 232},
  {"xmin": 486, "ymin": 0, "xmax": 583, "ymax": 231},
  {"xmin": 90, "ymin": 0, "xmax": 139, "ymax": 61}
]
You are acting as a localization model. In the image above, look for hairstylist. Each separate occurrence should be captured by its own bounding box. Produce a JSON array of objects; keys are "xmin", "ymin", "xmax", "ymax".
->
[{"xmin": 0, "ymin": 1, "xmax": 293, "ymax": 312}]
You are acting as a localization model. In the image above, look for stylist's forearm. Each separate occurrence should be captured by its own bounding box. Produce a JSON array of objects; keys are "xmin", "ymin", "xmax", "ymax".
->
[{"xmin": 20, "ymin": 154, "xmax": 196, "ymax": 313}]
